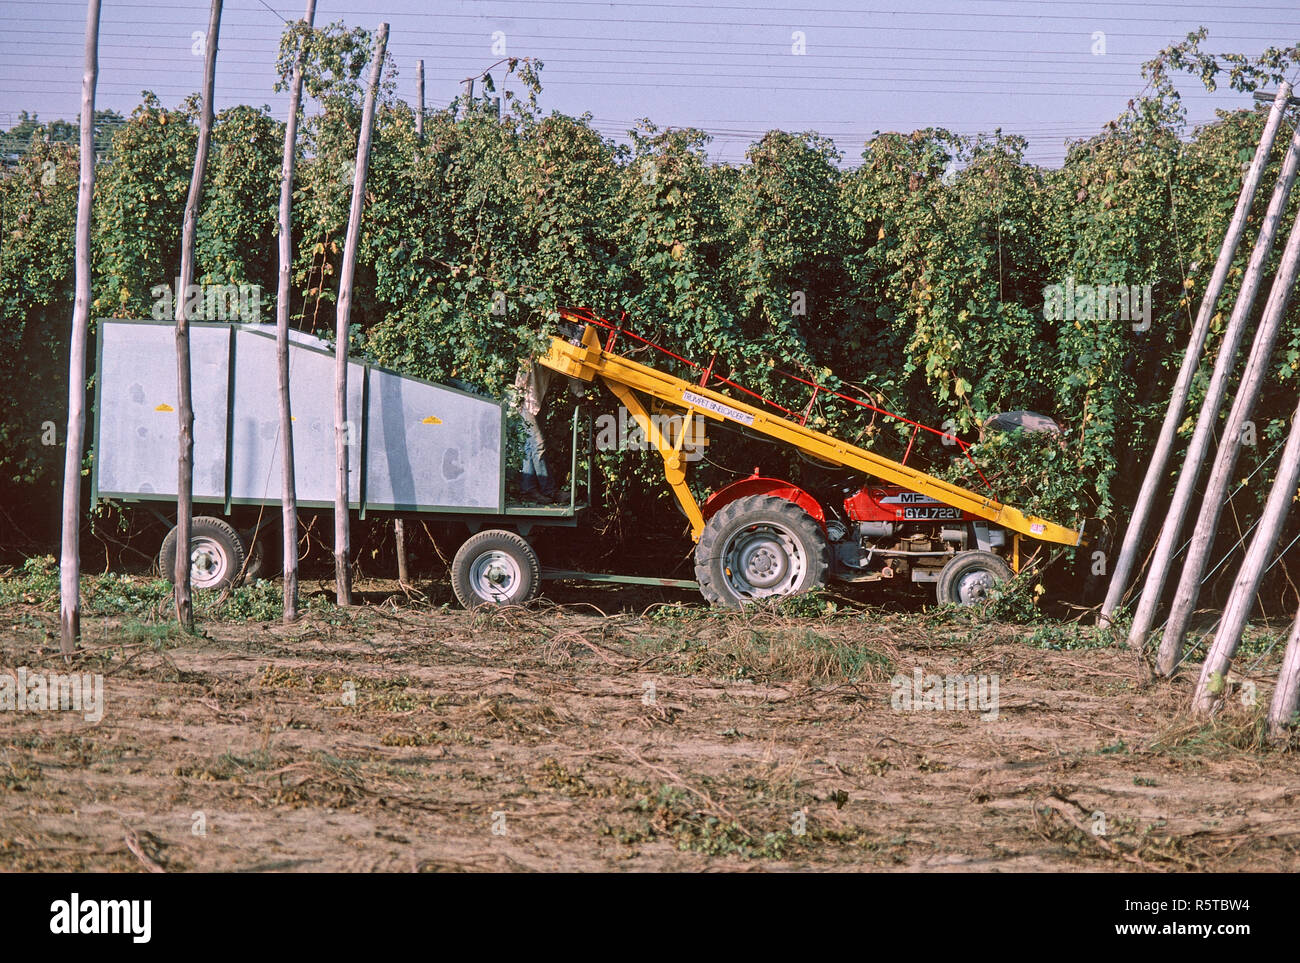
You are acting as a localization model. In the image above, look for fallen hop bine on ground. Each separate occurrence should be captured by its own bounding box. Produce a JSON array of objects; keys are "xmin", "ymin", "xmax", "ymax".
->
[{"xmin": 93, "ymin": 312, "xmax": 1083, "ymax": 609}]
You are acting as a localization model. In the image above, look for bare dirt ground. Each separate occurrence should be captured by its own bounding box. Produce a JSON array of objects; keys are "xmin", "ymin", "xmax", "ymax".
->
[{"xmin": 2, "ymin": 577, "xmax": 1299, "ymax": 872}]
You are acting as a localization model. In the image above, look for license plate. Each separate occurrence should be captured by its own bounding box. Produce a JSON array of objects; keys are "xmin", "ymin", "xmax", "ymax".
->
[{"xmin": 903, "ymin": 506, "xmax": 961, "ymax": 520}]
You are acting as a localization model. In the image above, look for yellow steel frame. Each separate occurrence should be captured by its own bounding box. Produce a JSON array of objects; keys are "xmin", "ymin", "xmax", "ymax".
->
[{"xmin": 540, "ymin": 324, "xmax": 1084, "ymax": 550}]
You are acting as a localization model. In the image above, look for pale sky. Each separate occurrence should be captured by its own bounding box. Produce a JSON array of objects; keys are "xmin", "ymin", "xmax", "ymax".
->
[{"xmin": 1, "ymin": 0, "xmax": 1295, "ymax": 167}]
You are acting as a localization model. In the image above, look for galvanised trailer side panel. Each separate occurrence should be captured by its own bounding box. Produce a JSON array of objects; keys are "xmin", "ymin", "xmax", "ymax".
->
[
  {"xmin": 227, "ymin": 325, "xmax": 365, "ymax": 507},
  {"xmin": 95, "ymin": 321, "xmax": 233, "ymax": 501},
  {"xmin": 93, "ymin": 319, "xmax": 505, "ymax": 515},
  {"xmin": 363, "ymin": 359, "xmax": 504, "ymax": 512}
]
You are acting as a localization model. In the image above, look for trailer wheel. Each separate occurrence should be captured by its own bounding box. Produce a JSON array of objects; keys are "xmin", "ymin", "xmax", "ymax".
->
[
  {"xmin": 695, "ymin": 494, "xmax": 829, "ymax": 607},
  {"xmin": 451, "ymin": 530, "xmax": 540, "ymax": 608},
  {"xmin": 935, "ymin": 550, "xmax": 1014, "ymax": 607},
  {"xmin": 158, "ymin": 516, "xmax": 249, "ymax": 591},
  {"xmin": 242, "ymin": 524, "xmax": 282, "ymax": 582}
]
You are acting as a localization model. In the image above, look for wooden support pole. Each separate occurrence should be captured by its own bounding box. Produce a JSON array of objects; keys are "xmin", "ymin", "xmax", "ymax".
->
[
  {"xmin": 1194, "ymin": 393, "xmax": 1300, "ymax": 715},
  {"xmin": 58, "ymin": 0, "xmax": 101, "ymax": 657},
  {"xmin": 415, "ymin": 59, "xmax": 424, "ymax": 139},
  {"xmin": 1253, "ymin": 90, "xmax": 1300, "ymax": 107},
  {"xmin": 1100, "ymin": 83, "xmax": 1294, "ymax": 626},
  {"xmin": 1157, "ymin": 124, "xmax": 1300, "ymax": 672},
  {"xmin": 333, "ymin": 22, "xmax": 388, "ymax": 606},
  {"xmin": 1268, "ymin": 607, "xmax": 1300, "ymax": 739},
  {"xmin": 1126, "ymin": 85, "xmax": 1297, "ymax": 648},
  {"xmin": 276, "ymin": 0, "xmax": 315, "ymax": 623},
  {"xmin": 1194, "ymin": 209, "xmax": 1300, "ymax": 714},
  {"xmin": 174, "ymin": 0, "xmax": 222, "ymax": 632},
  {"xmin": 395, "ymin": 519, "xmax": 409, "ymax": 584}
]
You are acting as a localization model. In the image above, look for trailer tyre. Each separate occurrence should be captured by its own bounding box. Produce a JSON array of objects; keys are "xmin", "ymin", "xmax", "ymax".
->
[
  {"xmin": 936, "ymin": 550, "xmax": 1014, "ymax": 607},
  {"xmin": 451, "ymin": 530, "xmax": 540, "ymax": 608},
  {"xmin": 242, "ymin": 524, "xmax": 283, "ymax": 582},
  {"xmin": 695, "ymin": 494, "xmax": 829, "ymax": 607},
  {"xmin": 159, "ymin": 516, "xmax": 249, "ymax": 591}
]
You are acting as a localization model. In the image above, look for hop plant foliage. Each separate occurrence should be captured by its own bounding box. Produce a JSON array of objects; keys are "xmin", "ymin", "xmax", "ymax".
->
[{"xmin": 3, "ymin": 29, "xmax": 1300, "ymax": 586}]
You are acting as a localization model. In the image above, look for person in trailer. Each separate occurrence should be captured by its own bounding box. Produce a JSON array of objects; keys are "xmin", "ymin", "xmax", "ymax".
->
[{"xmin": 513, "ymin": 359, "xmax": 558, "ymax": 503}]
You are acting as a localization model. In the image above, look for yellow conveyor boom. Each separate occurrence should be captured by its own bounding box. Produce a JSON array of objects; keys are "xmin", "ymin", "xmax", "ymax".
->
[{"xmin": 540, "ymin": 324, "xmax": 1084, "ymax": 549}]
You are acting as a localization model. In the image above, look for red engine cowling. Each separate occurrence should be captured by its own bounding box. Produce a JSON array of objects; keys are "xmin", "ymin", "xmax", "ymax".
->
[{"xmin": 843, "ymin": 484, "xmax": 976, "ymax": 524}]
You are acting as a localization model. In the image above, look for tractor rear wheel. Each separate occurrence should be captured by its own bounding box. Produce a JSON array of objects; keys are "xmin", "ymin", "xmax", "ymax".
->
[
  {"xmin": 935, "ymin": 550, "xmax": 1014, "ymax": 606},
  {"xmin": 451, "ymin": 530, "xmax": 541, "ymax": 608},
  {"xmin": 158, "ymin": 516, "xmax": 249, "ymax": 591},
  {"xmin": 695, "ymin": 494, "xmax": 829, "ymax": 607}
]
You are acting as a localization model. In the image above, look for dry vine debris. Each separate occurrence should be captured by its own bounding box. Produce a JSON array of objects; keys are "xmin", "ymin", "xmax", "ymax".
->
[{"xmin": 1, "ymin": 578, "xmax": 1298, "ymax": 871}]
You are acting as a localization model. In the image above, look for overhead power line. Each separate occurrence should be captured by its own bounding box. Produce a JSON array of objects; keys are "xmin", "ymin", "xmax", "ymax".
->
[
  {"xmin": 11, "ymin": 0, "xmax": 1300, "ymax": 11},
  {"xmin": 5, "ymin": 11, "xmax": 1296, "ymax": 42}
]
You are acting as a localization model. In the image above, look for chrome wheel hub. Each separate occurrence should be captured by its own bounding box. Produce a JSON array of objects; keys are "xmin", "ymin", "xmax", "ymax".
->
[
  {"xmin": 189, "ymin": 536, "xmax": 229, "ymax": 589},
  {"xmin": 470, "ymin": 551, "xmax": 521, "ymax": 602},
  {"xmin": 723, "ymin": 523, "xmax": 805, "ymax": 599},
  {"xmin": 955, "ymin": 569, "xmax": 997, "ymax": 605}
]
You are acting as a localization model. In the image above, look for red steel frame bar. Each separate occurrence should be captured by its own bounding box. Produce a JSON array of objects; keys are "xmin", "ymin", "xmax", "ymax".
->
[{"xmin": 559, "ymin": 306, "xmax": 995, "ymax": 493}]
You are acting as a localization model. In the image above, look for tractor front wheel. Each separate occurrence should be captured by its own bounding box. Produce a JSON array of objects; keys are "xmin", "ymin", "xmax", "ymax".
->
[
  {"xmin": 695, "ymin": 494, "xmax": 829, "ymax": 607},
  {"xmin": 935, "ymin": 550, "xmax": 1014, "ymax": 607}
]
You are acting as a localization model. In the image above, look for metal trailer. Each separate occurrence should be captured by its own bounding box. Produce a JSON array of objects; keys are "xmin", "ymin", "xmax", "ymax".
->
[{"xmin": 91, "ymin": 318, "xmax": 632, "ymax": 608}]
